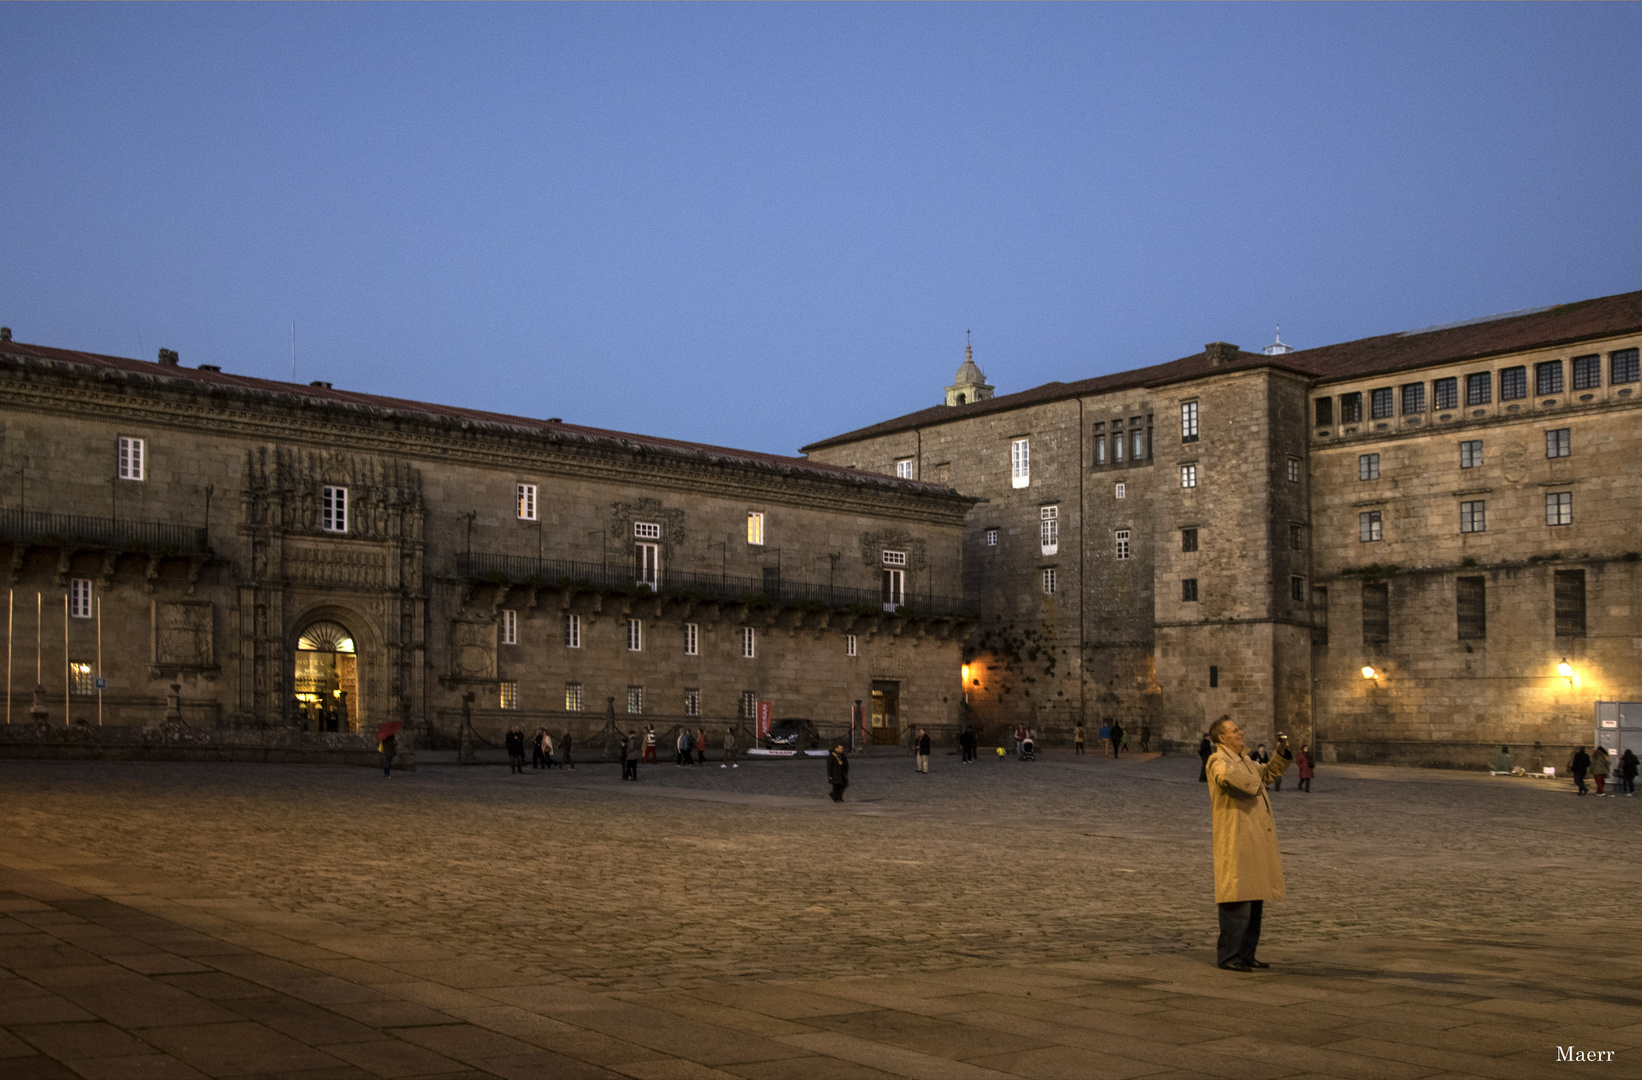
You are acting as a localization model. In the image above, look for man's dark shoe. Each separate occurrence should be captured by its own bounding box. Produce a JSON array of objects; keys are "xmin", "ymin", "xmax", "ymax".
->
[
  {"xmin": 1218, "ymin": 959, "xmax": 1253, "ymax": 972},
  {"xmin": 1246, "ymin": 959, "xmax": 1271, "ymax": 969}
]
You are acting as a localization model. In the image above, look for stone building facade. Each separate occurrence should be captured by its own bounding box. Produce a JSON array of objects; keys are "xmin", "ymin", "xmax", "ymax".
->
[
  {"xmin": 803, "ymin": 290, "xmax": 1642, "ymax": 767},
  {"xmin": 0, "ymin": 337, "xmax": 974, "ymax": 748}
]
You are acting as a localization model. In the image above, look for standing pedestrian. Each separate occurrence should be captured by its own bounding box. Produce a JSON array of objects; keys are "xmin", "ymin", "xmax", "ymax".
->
[
  {"xmin": 827, "ymin": 743, "xmax": 849, "ymax": 802},
  {"xmin": 561, "ymin": 730, "xmax": 575, "ymax": 770},
  {"xmin": 380, "ymin": 729, "xmax": 397, "ymax": 778},
  {"xmin": 1073, "ymin": 722, "xmax": 1085, "ymax": 755},
  {"xmin": 1295, "ymin": 745, "xmax": 1313, "ymax": 792},
  {"xmin": 505, "ymin": 725, "xmax": 526, "ymax": 774},
  {"xmin": 1204, "ymin": 717, "xmax": 1293, "ymax": 971},
  {"xmin": 542, "ymin": 730, "xmax": 557, "ymax": 769},
  {"xmin": 644, "ymin": 724, "xmax": 658, "ymax": 764},
  {"xmin": 1591, "ymin": 746, "xmax": 1610, "ymax": 796},
  {"xmin": 1198, "ymin": 730, "xmax": 1214, "ymax": 782},
  {"xmin": 622, "ymin": 731, "xmax": 639, "ymax": 781},
  {"xmin": 1110, "ymin": 721, "xmax": 1125, "ymax": 760},
  {"xmin": 1252, "ymin": 743, "xmax": 1273, "ymax": 791},
  {"xmin": 1014, "ymin": 724, "xmax": 1026, "ymax": 758},
  {"xmin": 676, "ymin": 727, "xmax": 691, "ymax": 766},
  {"xmin": 1619, "ymin": 748, "xmax": 1638, "ymax": 796},
  {"xmin": 722, "ymin": 727, "xmax": 738, "ymax": 767},
  {"xmin": 696, "ymin": 727, "xmax": 709, "ymax": 765},
  {"xmin": 1099, "ymin": 721, "xmax": 1112, "ymax": 756},
  {"xmin": 1569, "ymin": 746, "xmax": 1591, "ymax": 796},
  {"xmin": 1140, "ymin": 723, "xmax": 1152, "ymax": 753},
  {"xmin": 915, "ymin": 728, "xmax": 931, "ymax": 774},
  {"xmin": 531, "ymin": 728, "xmax": 548, "ymax": 770},
  {"xmin": 1492, "ymin": 745, "xmax": 1513, "ymax": 773}
]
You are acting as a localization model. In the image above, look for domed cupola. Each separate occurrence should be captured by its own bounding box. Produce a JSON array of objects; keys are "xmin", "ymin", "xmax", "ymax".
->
[{"xmin": 945, "ymin": 335, "xmax": 995, "ymax": 406}]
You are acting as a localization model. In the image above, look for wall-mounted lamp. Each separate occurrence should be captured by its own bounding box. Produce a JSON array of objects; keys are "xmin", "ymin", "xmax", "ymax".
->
[
  {"xmin": 1557, "ymin": 658, "xmax": 1574, "ymax": 681},
  {"xmin": 1361, "ymin": 666, "xmax": 1377, "ymax": 680}
]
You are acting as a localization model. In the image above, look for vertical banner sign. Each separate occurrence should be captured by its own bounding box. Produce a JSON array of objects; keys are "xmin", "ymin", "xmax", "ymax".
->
[{"xmin": 756, "ymin": 701, "xmax": 772, "ymax": 742}]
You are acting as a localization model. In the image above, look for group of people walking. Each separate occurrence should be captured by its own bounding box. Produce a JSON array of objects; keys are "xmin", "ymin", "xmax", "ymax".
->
[
  {"xmin": 502, "ymin": 724, "xmax": 744, "ymax": 780},
  {"xmin": 506, "ymin": 726, "xmax": 575, "ymax": 772},
  {"xmin": 1567, "ymin": 745, "xmax": 1638, "ymax": 796},
  {"xmin": 1070, "ymin": 721, "xmax": 1152, "ymax": 756}
]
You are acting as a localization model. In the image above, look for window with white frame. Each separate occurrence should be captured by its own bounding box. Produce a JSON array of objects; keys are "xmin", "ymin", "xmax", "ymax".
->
[
  {"xmin": 741, "ymin": 626, "xmax": 756, "ymax": 658},
  {"xmin": 70, "ymin": 579, "xmax": 93, "ymax": 619},
  {"xmin": 1042, "ymin": 568, "xmax": 1057, "ymax": 595},
  {"xmin": 71, "ymin": 662, "xmax": 95, "ymax": 695},
  {"xmin": 627, "ymin": 619, "xmax": 643, "ymax": 652},
  {"xmin": 499, "ymin": 682, "xmax": 519, "ymax": 710},
  {"xmin": 881, "ymin": 568, "xmax": 904, "ymax": 610},
  {"xmin": 1115, "ymin": 530, "xmax": 1131, "ymax": 560},
  {"xmin": 747, "ymin": 512, "xmax": 764, "ymax": 545},
  {"xmin": 1040, "ymin": 506, "xmax": 1059, "ymax": 555},
  {"xmin": 117, "ymin": 436, "xmax": 144, "ymax": 481},
  {"xmin": 565, "ymin": 683, "xmax": 583, "ymax": 710},
  {"xmin": 1460, "ymin": 500, "xmax": 1487, "ymax": 534},
  {"xmin": 882, "ymin": 550, "xmax": 906, "ymax": 567},
  {"xmin": 500, "ymin": 609, "xmax": 517, "ymax": 645},
  {"xmin": 984, "ymin": 528, "xmax": 998, "ymax": 547},
  {"xmin": 684, "ymin": 622, "xmax": 698, "ymax": 655},
  {"xmin": 321, "ymin": 486, "xmax": 347, "ymax": 533},
  {"xmin": 1010, "ymin": 439, "xmax": 1030, "ymax": 488},
  {"xmin": 1180, "ymin": 401, "xmax": 1199, "ymax": 442},
  {"xmin": 740, "ymin": 690, "xmax": 757, "ymax": 719},
  {"xmin": 895, "ymin": 459, "xmax": 914, "ymax": 479},
  {"xmin": 564, "ymin": 613, "xmax": 581, "ymax": 649},
  {"xmin": 635, "ymin": 541, "xmax": 660, "ymax": 590},
  {"xmin": 1545, "ymin": 491, "xmax": 1572, "ymax": 526},
  {"xmin": 685, "ymin": 689, "xmax": 700, "ymax": 717},
  {"xmin": 1359, "ymin": 510, "xmax": 1382, "ymax": 542},
  {"xmin": 845, "ymin": 634, "xmax": 857, "ymax": 657},
  {"xmin": 627, "ymin": 686, "xmax": 644, "ymax": 714},
  {"xmin": 634, "ymin": 522, "xmax": 661, "ymax": 540},
  {"xmin": 516, "ymin": 483, "xmax": 537, "ymax": 521},
  {"xmin": 1287, "ymin": 457, "xmax": 1301, "ymax": 483},
  {"xmin": 1180, "ymin": 464, "xmax": 1197, "ymax": 488},
  {"xmin": 1114, "ymin": 482, "xmax": 1126, "ymax": 499}
]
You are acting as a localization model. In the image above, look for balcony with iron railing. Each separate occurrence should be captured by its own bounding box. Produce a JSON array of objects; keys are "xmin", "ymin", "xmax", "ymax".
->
[
  {"xmin": 0, "ymin": 509, "xmax": 212, "ymax": 556},
  {"xmin": 454, "ymin": 551, "xmax": 976, "ymax": 619}
]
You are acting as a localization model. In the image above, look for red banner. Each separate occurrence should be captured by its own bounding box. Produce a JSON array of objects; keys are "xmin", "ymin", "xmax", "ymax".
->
[{"xmin": 756, "ymin": 700, "xmax": 772, "ymax": 740}]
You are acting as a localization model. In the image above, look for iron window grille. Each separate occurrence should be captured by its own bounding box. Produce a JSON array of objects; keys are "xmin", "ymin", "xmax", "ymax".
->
[
  {"xmin": 685, "ymin": 689, "xmax": 700, "ymax": 717},
  {"xmin": 1554, "ymin": 570, "xmax": 1586, "ymax": 637},
  {"xmin": 627, "ymin": 686, "xmax": 644, "ymax": 714},
  {"xmin": 565, "ymin": 683, "xmax": 582, "ymax": 711},
  {"xmin": 1361, "ymin": 582, "xmax": 1390, "ymax": 645},
  {"xmin": 1456, "ymin": 577, "xmax": 1486, "ymax": 640},
  {"xmin": 500, "ymin": 682, "xmax": 519, "ymax": 710}
]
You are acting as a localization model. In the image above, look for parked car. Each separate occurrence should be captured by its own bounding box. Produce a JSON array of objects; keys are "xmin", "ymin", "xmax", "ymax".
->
[{"xmin": 764, "ymin": 717, "xmax": 814, "ymax": 751}]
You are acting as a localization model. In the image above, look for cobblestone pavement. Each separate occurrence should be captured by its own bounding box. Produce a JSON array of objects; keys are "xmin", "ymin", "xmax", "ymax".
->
[{"xmin": 0, "ymin": 750, "xmax": 1637, "ymax": 1078}]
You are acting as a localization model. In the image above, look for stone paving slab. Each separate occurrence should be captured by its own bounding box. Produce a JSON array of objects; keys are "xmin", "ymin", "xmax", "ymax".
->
[{"xmin": 0, "ymin": 757, "xmax": 1638, "ymax": 1078}]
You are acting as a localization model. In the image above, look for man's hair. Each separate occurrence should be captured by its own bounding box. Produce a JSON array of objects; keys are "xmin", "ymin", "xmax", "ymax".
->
[{"xmin": 1208, "ymin": 716, "xmax": 1236, "ymax": 743}]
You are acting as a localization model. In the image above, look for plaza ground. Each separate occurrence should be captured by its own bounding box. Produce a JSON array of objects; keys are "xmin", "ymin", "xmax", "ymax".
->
[{"xmin": 0, "ymin": 749, "xmax": 1636, "ymax": 1079}]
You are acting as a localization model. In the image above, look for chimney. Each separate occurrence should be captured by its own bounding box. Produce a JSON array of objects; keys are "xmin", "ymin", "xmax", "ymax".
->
[
  {"xmin": 158, "ymin": 348, "xmax": 179, "ymax": 366},
  {"xmin": 309, "ymin": 380, "xmax": 332, "ymax": 390},
  {"xmin": 1205, "ymin": 342, "xmax": 1239, "ymax": 367},
  {"xmin": 0, "ymin": 327, "xmax": 11, "ymax": 342}
]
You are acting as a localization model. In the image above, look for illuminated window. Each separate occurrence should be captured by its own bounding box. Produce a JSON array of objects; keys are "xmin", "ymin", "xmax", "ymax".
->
[
  {"xmin": 747, "ymin": 512, "xmax": 764, "ymax": 545},
  {"xmin": 1457, "ymin": 577, "xmax": 1486, "ymax": 640},
  {"xmin": 499, "ymin": 682, "xmax": 518, "ymax": 710},
  {"xmin": 70, "ymin": 662, "xmax": 95, "ymax": 695},
  {"xmin": 1180, "ymin": 464, "xmax": 1197, "ymax": 488},
  {"xmin": 516, "ymin": 483, "xmax": 537, "ymax": 521},
  {"xmin": 565, "ymin": 683, "xmax": 582, "ymax": 710}
]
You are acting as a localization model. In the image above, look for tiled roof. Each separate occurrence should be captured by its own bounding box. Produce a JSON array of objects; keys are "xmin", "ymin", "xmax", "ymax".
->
[
  {"xmin": 802, "ymin": 288, "xmax": 1642, "ymax": 452},
  {"xmin": 0, "ymin": 340, "xmax": 962, "ymax": 497}
]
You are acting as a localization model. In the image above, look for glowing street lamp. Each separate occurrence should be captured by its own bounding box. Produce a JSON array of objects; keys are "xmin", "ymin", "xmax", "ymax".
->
[
  {"xmin": 1557, "ymin": 658, "xmax": 1574, "ymax": 681},
  {"xmin": 1361, "ymin": 666, "xmax": 1377, "ymax": 680}
]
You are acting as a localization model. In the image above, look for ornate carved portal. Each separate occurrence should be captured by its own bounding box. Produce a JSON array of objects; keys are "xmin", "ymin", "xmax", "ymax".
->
[{"xmin": 237, "ymin": 445, "xmax": 427, "ymax": 729}]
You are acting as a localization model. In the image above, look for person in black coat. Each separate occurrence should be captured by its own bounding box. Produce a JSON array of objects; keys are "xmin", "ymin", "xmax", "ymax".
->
[
  {"xmin": 1569, "ymin": 746, "xmax": 1591, "ymax": 796},
  {"xmin": 1198, "ymin": 730, "xmax": 1214, "ymax": 782},
  {"xmin": 827, "ymin": 744, "xmax": 850, "ymax": 802},
  {"xmin": 505, "ymin": 726, "xmax": 526, "ymax": 773},
  {"xmin": 1110, "ymin": 721, "xmax": 1125, "ymax": 759}
]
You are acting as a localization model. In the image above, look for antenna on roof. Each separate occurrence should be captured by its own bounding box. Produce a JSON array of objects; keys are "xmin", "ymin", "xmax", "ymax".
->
[
  {"xmin": 291, "ymin": 321, "xmax": 296, "ymax": 383},
  {"xmin": 966, "ymin": 328, "xmax": 972, "ymax": 362}
]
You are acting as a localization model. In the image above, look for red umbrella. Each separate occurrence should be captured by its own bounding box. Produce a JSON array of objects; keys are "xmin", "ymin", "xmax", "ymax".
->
[{"xmin": 376, "ymin": 721, "xmax": 403, "ymax": 741}]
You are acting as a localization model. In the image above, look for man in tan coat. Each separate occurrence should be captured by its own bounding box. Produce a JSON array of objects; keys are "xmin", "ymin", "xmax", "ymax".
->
[{"xmin": 1205, "ymin": 715, "xmax": 1292, "ymax": 971}]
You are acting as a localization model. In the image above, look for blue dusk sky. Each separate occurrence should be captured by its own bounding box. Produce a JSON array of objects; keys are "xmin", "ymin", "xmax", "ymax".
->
[{"xmin": 3, "ymin": 3, "xmax": 1639, "ymax": 455}]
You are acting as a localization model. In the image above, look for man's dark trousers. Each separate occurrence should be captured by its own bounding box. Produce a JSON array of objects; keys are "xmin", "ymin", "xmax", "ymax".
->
[{"xmin": 1217, "ymin": 900, "xmax": 1262, "ymax": 966}]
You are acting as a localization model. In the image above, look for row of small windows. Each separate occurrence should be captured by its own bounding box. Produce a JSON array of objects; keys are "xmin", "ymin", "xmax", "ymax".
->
[
  {"xmin": 504, "ymin": 682, "xmax": 752, "ymax": 718},
  {"xmin": 1316, "ymin": 348, "xmax": 1639, "ymax": 426},
  {"xmin": 1359, "ymin": 430, "xmax": 1573, "ymax": 481},
  {"xmin": 1012, "ymin": 402, "xmax": 1198, "ymax": 485},
  {"xmin": 519, "ymin": 613, "xmax": 860, "ymax": 659},
  {"xmin": 1311, "ymin": 570, "xmax": 1587, "ymax": 645},
  {"xmin": 1358, "ymin": 493, "xmax": 1574, "ymax": 541}
]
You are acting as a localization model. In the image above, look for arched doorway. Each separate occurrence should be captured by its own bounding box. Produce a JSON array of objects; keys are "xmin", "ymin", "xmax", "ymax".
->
[{"xmin": 294, "ymin": 620, "xmax": 361, "ymax": 732}]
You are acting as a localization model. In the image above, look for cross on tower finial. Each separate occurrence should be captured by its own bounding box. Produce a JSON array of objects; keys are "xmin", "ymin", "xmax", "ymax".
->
[{"xmin": 966, "ymin": 329, "xmax": 972, "ymax": 362}]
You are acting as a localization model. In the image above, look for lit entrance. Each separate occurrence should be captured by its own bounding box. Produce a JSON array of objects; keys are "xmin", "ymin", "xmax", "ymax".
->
[
  {"xmin": 294, "ymin": 620, "xmax": 360, "ymax": 732},
  {"xmin": 870, "ymin": 680, "xmax": 900, "ymax": 746}
]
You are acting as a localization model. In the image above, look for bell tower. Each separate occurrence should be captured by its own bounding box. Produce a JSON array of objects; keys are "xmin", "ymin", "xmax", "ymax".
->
[{"xmin": 945, "ymin": 334, "xmax": 994, "ymax": 406}]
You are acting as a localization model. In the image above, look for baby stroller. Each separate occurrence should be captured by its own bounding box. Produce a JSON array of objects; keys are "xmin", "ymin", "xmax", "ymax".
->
[{"xmin": 1019, "ymin": 734, "xmax": 1036, "ymax": 761}]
